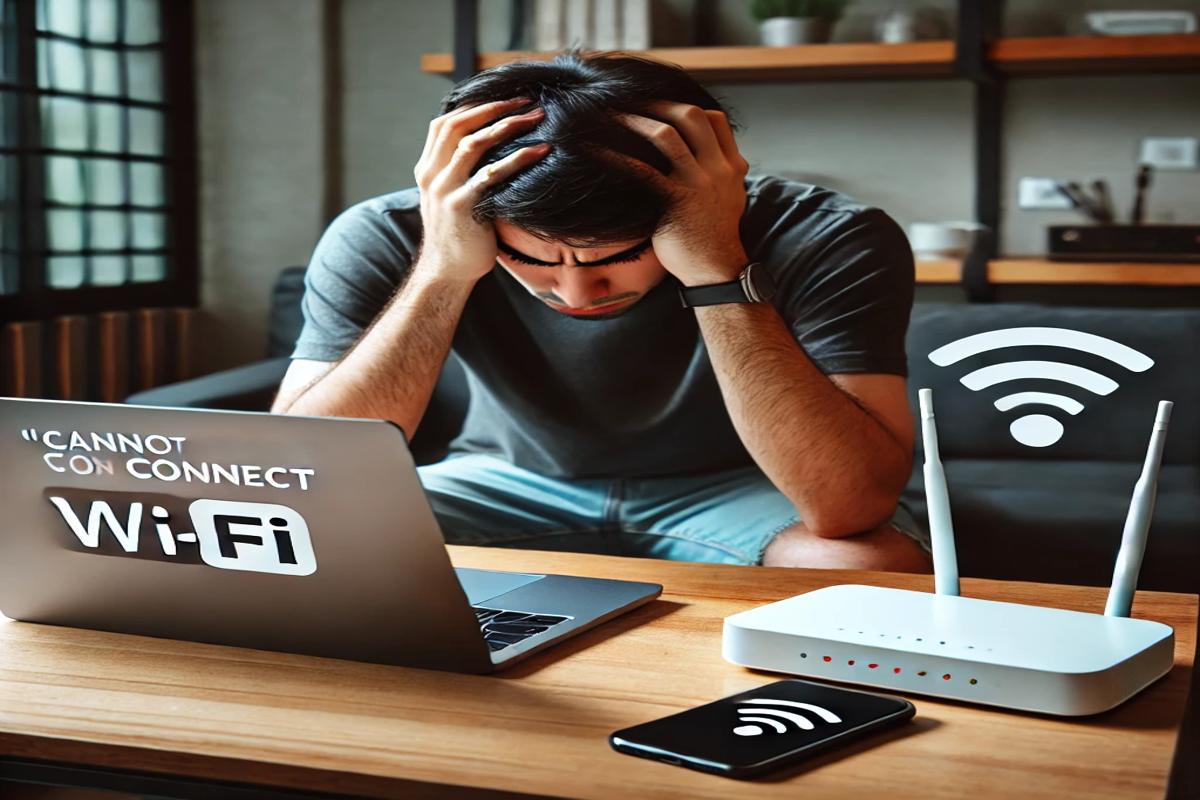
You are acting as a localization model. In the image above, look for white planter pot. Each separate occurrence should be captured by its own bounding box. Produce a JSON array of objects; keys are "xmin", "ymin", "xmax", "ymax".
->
[{"xmin": 759, "ymin": 16, "xmax": 832, "ymax": 46}]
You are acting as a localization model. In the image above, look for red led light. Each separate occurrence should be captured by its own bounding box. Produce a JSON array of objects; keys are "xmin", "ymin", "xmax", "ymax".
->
[
  {"xmin": 848, "ymin": 660, "xmax": 856, "ymax": 665},
  {"xmin": 823, "ymin": 656, "xmax": 832, "ymax": 662},
  {"xmin": 894, "ymin": 667, "xmax": 902, "ymax": 674},
  {"xmin": 917, "ymin": 671, "xmax": 927, "ymax": 676},
  {"xmin": 868, "ymin": 663, "xmax": 878, "ymax": 669},
  {"xmin": 943, "ymin": 674, "xmax": 952, "ymax": 681}
]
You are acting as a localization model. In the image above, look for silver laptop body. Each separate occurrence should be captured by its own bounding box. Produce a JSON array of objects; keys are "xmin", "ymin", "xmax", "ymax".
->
[{"xmin": 0, "ymin": 398, "xmax": 661, "ymax": 672}]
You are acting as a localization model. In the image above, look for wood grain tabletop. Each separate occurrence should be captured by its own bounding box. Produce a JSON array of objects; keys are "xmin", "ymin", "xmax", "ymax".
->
[{"xmin": 1, "ymin": 546, "xmax": 1195, "ymax": 799}]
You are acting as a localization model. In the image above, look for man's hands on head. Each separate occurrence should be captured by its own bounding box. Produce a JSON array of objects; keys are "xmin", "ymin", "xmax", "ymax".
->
[
  {"xmin": 413, "ymin": 98, "xmax": 551, "ymax": 285},
  {"xmin": 613, "ymin": 102, "xmax": 752, "ymax": 287},
  {"xmin": 274, "ymin": 98, "xmax": 548, "ymax": 424}
]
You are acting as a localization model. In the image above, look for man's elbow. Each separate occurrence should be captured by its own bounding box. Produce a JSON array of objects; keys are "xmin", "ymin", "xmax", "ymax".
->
[
  {"xmin": 802, "ymin": 492, "xmax": 903, "ymax": 539},
  {"xmin": 269, "ymin": 390, "xmax": 300, "ymax": 415}
]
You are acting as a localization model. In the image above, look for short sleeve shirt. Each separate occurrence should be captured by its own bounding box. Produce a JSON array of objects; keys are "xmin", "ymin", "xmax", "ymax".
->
[{"xmin": 293, "ymin": 175, "xmax": 915, "ymax": 479}]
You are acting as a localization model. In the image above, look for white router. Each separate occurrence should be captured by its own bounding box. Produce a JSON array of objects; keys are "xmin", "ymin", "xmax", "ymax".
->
[{"xmin": 723, "ymin": 390, "xmax": 1176, "ymax": 716}]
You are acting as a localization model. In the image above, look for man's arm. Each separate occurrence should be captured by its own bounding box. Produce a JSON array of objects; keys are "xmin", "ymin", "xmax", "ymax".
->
[
  {"xmin": 272, "ymin": 269, "xmax": 475, "ymax": 436},
  {"xmin": 273, "ymin": 98, "xmax": 551, "ymax": 429},
  {"xmin": 611, "ymin": 102, "xmax": 913, "ymax": 538},
  {"xmin": 694, "ymin": 302, "xmax": 913, "ymax": 538}
]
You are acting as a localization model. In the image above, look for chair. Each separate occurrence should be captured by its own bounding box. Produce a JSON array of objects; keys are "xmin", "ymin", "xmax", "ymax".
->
[{"xmin": 127, "ymin": 267, "xmax": 469, "ymax": 465}]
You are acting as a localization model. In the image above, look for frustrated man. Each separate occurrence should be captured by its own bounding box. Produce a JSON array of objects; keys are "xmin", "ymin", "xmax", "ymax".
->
[{"xmin": 273, "ymin": 53, "xmax": 930, "ymax": 572}]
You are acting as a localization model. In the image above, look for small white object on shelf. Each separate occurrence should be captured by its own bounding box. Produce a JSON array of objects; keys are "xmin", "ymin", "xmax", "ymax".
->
[
  {"xmin": 1084, "ymin": 11, "xmax": 1197, "ymax": 36},
  {"xmin": 759, "ymin": 16, "xmax": 832, "ymax": 46}
]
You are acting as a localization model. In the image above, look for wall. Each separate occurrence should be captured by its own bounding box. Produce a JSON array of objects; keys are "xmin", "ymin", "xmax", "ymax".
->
[
  {"xmin": 338, "ymin": 0, "xmax": 454, "ymax": 208},
  {"xmin": 193, "ymin": 0, "xmax": 331, "ymax": 372},
  {"xmin": 194, "ymin": 0, "xmax": 1200, "ymax": 371}
]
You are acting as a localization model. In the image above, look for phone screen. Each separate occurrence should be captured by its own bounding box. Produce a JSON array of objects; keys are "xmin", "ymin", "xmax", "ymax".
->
[{"xmin": 610, "ymin": 679, "xmax": 915, "ymax": 778}]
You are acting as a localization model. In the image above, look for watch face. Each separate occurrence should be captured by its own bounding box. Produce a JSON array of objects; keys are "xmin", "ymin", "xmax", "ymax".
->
[{"xmin": 746, "ymin": 263, "xmax": 777, "ymax": 303}]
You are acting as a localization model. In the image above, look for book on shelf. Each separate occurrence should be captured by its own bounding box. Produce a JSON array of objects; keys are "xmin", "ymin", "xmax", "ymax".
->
[
  {"xmin": 621, "ymin": 0, "xmax": 650, "ymax": 49},
  {"xmin": 593, "ymin": 0, "xmax": 621, "ymax": 50},
  {"xmin": 565, "ymin": 0, "xmax": 592, "ymax": 49},
  {"xmin": 535, "ymin": 0, "xmax": 651, "ymax": 52},
  {"xmin": 534, "ymin": 0, "xmax": 565, "ymax": 51}
]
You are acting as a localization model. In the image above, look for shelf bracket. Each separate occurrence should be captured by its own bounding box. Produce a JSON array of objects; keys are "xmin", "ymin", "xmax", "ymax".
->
[
  {"xmin": 452, "ymin": 0, "xmax": 479, "ymax": 83},
  {"xmin": 957, "ymin": 0, "xmax": 1004, "ymax": 302}
]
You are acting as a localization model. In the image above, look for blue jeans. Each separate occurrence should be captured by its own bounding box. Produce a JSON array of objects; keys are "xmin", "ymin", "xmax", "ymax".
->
[{"xmin": 418, "ymin": 454, "xmax": 930, "ymax": 566}]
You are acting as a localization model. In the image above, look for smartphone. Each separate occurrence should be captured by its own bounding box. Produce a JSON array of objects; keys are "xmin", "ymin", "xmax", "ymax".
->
[{"xmin": 609, "ymin": 679, "xmax": 915, "ymax": 779}]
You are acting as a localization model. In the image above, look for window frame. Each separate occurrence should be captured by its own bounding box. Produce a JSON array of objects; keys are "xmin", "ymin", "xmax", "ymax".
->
[{"xmin": 0, "ymin": 0, "xmax": 197, "ymax": 323}]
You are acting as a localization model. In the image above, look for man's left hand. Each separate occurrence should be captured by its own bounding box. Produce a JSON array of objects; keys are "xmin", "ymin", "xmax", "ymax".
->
[{"xmin": 614, "ymin": 101, "xmax": 751, "ymax": 287}]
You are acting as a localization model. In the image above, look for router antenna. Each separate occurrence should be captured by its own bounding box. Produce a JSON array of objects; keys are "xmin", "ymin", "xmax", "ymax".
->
[
  {"xmin": 1105, "ymin": 401, "xmax": 1172, "ymax": 618},
  {"xmin": 919, "ymin": 389, "xmax": 960, "ymax": 596}
]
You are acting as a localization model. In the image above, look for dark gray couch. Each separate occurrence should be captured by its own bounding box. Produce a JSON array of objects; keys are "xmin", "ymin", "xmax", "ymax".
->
[{"xmin": 130, "ymin": 273, "xmax": 1200, "ymax": 592}]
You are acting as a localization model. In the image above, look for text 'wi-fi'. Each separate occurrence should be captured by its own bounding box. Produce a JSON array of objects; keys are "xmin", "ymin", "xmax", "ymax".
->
[{"xmin": 928, "ymin": 327, "xmax": 1154, "ymax": 447}]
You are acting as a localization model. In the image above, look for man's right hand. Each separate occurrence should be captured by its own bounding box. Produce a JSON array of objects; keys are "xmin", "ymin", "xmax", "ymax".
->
[{"xmin": 412, "ymin": 98, "xmax": 550, "ymax": 284}]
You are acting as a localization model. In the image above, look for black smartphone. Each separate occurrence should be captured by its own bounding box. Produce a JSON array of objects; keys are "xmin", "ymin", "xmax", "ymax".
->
[{"xmin": 609, "ymin": 679, "xmax": 915, "ymax": 779}]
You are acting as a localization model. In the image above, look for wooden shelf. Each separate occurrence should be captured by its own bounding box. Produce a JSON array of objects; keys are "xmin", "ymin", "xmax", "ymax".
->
[
  {"xmin": 423, "ymin": 35, "xmax": 1200, "ymax": 82},
  {"xmin": 421, "ymin": 41, "xmax": 958, "ymax": 82},
  {"xmin": 916, "ymin": 258, "xmax": 1200, "ymax": 287},
  {"xmin": 992, "ymin": 34, "xmax": 1200, "ymax": 75}
]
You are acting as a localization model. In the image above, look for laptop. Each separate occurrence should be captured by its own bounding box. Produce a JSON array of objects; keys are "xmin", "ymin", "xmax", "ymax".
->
[{"xmin": 0, "ymin": 398, "xmax": 661, "ymax": 672}]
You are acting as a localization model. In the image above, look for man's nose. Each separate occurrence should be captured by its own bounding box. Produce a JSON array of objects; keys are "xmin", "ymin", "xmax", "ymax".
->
[{"xmin": 554, "ymin": 268, "xmax": 610, "ymax": 308}]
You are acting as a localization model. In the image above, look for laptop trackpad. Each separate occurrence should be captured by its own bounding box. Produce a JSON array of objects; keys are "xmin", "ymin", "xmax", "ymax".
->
[{"xmin": 455, "ymin": 568, "xmax": 546, "ymax": 605}]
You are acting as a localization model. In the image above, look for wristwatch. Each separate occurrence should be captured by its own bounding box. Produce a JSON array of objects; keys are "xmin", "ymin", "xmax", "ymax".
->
[{"xmin": 678, "ymin": 262, "xmax": 777, "ymax": 308}]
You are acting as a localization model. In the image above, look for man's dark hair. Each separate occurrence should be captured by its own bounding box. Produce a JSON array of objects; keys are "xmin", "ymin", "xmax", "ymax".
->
[{"xmin": 440, "ymin": 52, "xmax": 732, "ymax": 246}]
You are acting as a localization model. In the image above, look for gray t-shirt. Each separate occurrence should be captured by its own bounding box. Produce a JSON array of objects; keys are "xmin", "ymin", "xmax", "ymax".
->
[{"xmin": 293, "ymin": 175, "xmax": 914, "ymax": 479}]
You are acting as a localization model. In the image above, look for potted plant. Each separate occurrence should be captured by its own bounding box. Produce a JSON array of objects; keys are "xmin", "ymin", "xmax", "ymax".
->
[{"xmin": 749, "ymin": 0, "xmax": 849, "ymax": 46}]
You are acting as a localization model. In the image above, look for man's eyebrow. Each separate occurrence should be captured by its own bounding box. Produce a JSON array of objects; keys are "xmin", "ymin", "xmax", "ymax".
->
[{"xmin": 497, "ymin": 239, "xmax": 652, "ymax": 267}]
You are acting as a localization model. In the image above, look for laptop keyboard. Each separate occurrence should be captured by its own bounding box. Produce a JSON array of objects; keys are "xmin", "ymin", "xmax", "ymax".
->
[{"xmin": 474, "ymin": 607, "xmax": 570, "ymax": 653}]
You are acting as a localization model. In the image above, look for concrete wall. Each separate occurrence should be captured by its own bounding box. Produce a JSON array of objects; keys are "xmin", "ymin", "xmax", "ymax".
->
[
  {"xmin": 339, "ymin": 0, "xmax": 453, "ymax": 208},
  {"xmin": 194, "ymin": 0, "xmax": 330, "ymax": 372},
  {"xmin": 194, "ymin": 0, "xmax": 1200, "ymax": 370}
]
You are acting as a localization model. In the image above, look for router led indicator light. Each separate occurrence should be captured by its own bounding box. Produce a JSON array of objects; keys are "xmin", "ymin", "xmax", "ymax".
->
[
  {"xmin": 848, "ymin": 660, "xmax": 855, "ymax": 665},
  {"xmin": 894, "ymin": 667, "xmax": 902, "ymax": 674},
  {"xmin": 943, "ymin": 674, "xmax": 952, "ymax": 681},
  {"xmin": 823, "ymin": 656, "xmax": 831, "ymax": 662},
  {"xmin": 917, "ymin": 671, "xmax": 927, "ymax": 677},
  {"xmin": 868, "ymin": 663, "xmax": 879, "ymax": 669}
]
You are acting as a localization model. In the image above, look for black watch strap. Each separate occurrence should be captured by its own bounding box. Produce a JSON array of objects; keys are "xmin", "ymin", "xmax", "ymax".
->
[
  {"xmin": 678, "ymin": 279, "xmax": 749, "ymax": 308},
  {"xmin": 678, "ymin": 262, "xmax": 773, "ymax": 308}
]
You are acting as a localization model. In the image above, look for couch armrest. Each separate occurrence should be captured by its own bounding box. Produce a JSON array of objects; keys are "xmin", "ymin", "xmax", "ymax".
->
[{"xmin": 125, "ymin": 358, "xmax": 291, "ymax": 411}]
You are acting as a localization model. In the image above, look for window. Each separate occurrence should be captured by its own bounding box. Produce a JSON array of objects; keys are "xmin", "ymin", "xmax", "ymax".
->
[{"xmin": 0, "ymin": 0, "xmax": 195, "ymax": 321}]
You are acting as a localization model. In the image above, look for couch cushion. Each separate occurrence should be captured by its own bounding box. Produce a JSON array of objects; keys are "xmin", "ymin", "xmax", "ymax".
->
[{"xmin": 903, "ymin": 459, "xmax": 1200, "ymax": 593}]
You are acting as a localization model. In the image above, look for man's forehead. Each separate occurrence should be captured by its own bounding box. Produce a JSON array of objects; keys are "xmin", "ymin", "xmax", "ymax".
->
[{"xmin": 494, "ymin": 221, "xmax": 642, "ymax": 255}]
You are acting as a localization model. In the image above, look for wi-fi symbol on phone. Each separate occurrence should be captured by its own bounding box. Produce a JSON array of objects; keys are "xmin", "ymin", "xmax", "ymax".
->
[
  {"xmin": 732, "ymin": 699, "xmax": 842, "ymax": 736},
  {"xmin": 929, "ymin": 327, "xmax": 1154, "ymax": 448}
]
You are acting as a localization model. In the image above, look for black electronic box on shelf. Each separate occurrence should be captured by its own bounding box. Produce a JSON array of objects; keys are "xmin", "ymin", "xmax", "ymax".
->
[{"xmin": 1048, "ymin": 225, "xmax": 1200, "ymax": 263}]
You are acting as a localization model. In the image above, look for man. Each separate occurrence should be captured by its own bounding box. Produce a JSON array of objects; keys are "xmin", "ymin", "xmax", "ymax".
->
[{"xmin": 273, "ymin": 52, "xmax": 930, "ymax": 572}]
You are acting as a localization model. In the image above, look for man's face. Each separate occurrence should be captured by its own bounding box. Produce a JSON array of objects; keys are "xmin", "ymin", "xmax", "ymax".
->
[{"xmin": 494, "ymin": 220, "xmax": 669, "ymax": 318}]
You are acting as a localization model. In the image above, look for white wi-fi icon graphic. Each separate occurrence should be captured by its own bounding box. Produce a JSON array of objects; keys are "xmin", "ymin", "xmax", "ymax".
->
[
  {"xmin": 929, "ymin": 327, "xmax": 1154, "ymax": 447},
  {"xmin": 732, "ymin": 699, "xmax": 842, "ymax": 737}
]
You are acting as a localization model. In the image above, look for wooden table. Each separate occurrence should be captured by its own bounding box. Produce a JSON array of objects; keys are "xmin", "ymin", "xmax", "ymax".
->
[{"xmin": 1, "ymin": 546, "xmax": 1196, "ymax": 799}]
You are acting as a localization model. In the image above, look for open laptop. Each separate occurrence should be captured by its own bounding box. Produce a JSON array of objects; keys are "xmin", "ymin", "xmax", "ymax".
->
[{"xmin": 0, "ymin": 398, "xmax": 661, "ymax": 672}]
